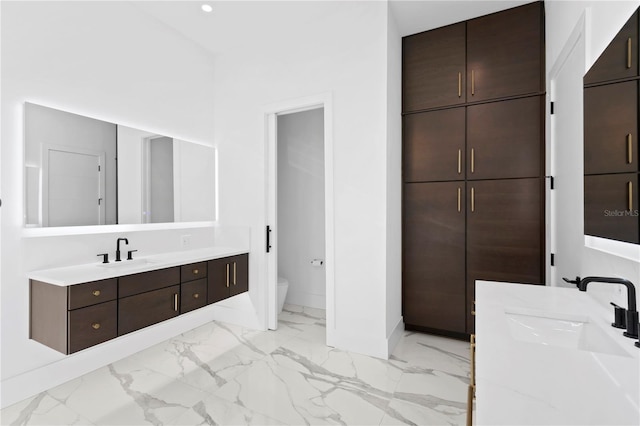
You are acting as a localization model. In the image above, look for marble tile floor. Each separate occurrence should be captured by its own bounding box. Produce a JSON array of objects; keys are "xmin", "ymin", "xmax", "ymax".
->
[{"xmin": 1, "ymin": 305, "xmax": 472, "ymax": 426}]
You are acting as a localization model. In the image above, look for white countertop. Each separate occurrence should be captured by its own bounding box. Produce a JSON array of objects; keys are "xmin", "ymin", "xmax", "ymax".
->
[
  {"xmin": 476, "ymin": 281, "xmax": 640, "ymax": 425},
  {"xmin": 27, "ymin": 247, "xmax": 249, "ymax": 286}
]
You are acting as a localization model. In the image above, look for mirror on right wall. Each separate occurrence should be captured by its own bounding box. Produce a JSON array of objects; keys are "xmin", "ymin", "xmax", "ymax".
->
[{"xmin": 584, "ymin": 7, "xmax": 640, "ymax": 245}]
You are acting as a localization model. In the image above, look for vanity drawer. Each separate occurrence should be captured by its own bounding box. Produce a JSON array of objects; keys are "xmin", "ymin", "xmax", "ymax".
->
[
  {"xmin": 181, "ymin": 279, "xmax": 207, "ymax": 313},
  {"xmin": 118, "ymin": 285, "xmax": 180, "ymax": 335},
  {"xmin": 181, "ymin": 262, "xmax": 207, "ymax": 282},
  {"xmin": 68, "ymin": 300, "xmax": 117, "ymax": 353},
  {"xmin": 119, "ymin": 267, "xmax": 180, "ymax": 298},
  {"xmin": 68, "ymin": 278, "xmax": 117, "ymax": 310}
]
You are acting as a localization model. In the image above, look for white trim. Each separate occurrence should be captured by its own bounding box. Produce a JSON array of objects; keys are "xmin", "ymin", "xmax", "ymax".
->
[
  {"xmin": 262, "ymin": 92, "xmax": 335, "ymax": 347},
  {"xmin": 546, "ymin": 11, "xmax": 587, "ymax": 286},
  {"xmin": 22, "ymin": 221, "xmax": 217, "ymax": 238},
  {"xmin": 387, "ymin": 317, "xmax": 405, "ymax": 358}
]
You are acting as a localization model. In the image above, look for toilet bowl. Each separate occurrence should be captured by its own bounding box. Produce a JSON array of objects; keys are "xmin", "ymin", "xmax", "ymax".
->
[{"xmin": 277, "ymin": 277, "xmax": 289, "ymax": 314}]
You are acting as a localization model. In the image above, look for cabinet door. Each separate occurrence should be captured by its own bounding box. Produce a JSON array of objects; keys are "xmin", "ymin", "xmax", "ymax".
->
[
  {"xmin": 229, "ymin": 254, "xmax": 249, "ymax": 297},
  {"xmin": 402, "ymin": 23, "xmax": 466, "ymax": 112},
  {"xmin": 403, "ymin": 108, "xmax": 465, "ymax": 182},
  {"xmin": 68, "ymin": 300, "xmax": 117, "ymax": 353},
  {"xmin": 208, "ymin": 258, "xmax": 230, "ymax": 304},
  {"xmin": 467, "ymin": 2, "xmax": 543, "ymax": 101},
  {"xmin": 466, "ymin": 178, "xmax": 544, "ymax": 333},
  {"xmin": 584, "ymin": 11, "xmax": 638, "ymax": 85},
  {"xmin": 181, "ymin": 279, "xmax": 207, "ymax": 314},
  {"xmin": 467, "ymin": 96, "xmax": 543, "ymax": 180},
  {"xmin": 585, "ymin": 173, "xmax": 639, "ymax": 244},
  {"xmin": 584, "ymin": 81, "xmax": 638, "ymax": 174},
  {"xmin": 118, "ymin": 285, "xmax": 180, "ymax": 335},
  {"xmin": 403, "ymin": 182, "xmax": 466, "ymax": 333}
]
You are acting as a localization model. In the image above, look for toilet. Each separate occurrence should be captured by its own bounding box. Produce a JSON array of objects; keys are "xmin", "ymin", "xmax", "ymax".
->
[{"xmin": 277, "ymin": 277, "xmax": 289, "ymax": 314}]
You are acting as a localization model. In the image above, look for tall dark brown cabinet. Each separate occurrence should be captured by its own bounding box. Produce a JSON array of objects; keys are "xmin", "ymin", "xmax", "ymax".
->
[
  {"xmin": 402, "ymin": 1, "xmax": 545, "ymax": 336},
  {"xmin": 584, "ymin": 9, "xmax": 640, "ymax": 245}
]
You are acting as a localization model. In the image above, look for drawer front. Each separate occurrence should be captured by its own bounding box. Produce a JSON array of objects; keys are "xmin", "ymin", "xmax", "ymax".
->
[
  {"xmin": 68, "ymin": 300, "xmax": 117, "ymax": 353},
  {"xmin": 181, "ymin": 262, "xmax": 207, "ymax": 282},
  {"xmin": 68, "ymin": 278, "xmax": 117, "ymax": 310},
  {"xmin": 118, "ymin": 285, "xmax": 180, "ymax": 335},
  {"xmin": 180, "ymin": 279, "xmax": 207, "ymax": 313},
  {"xmin": 119, "ymin": 267, "xmax": 180, "ymax": 298}
]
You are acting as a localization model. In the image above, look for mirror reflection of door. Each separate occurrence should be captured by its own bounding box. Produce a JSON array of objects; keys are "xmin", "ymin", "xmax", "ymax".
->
[
  {"xmin": 142, "ymin": 136, "xmax": 175, "ymax": 223},
  {"xmin": 43, "ymin": 147, "xmax": 106, "ymax": 226}
]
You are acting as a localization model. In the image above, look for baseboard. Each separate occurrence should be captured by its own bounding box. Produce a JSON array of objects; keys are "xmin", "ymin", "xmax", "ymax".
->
[
  {"xmin": 387, "ymin": 317, "xmax": 405, "ymax": 357},
  {"xmin": 284, "ymin": 291, "xmax": 326, "ymax": 310}
]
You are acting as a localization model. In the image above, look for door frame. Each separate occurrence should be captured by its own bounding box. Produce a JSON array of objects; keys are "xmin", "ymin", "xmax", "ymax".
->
[
  {"xmin": 263, "ymin": 92, "xmax": 335, "ymax": 347},
  {"xmin": 41, "ymin": 144, "xmax": 106, "ymax": 227},
  {"xmin": 546, "ymin": 10, "xmax": 588, "ymax": 285}
]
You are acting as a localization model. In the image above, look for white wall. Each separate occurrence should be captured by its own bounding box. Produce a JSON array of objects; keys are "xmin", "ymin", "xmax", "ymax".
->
[
  {"xmin": 277, "ymin": 108, "xmax": 326, "ymax": 309},
  {"xmin": 546, "ymin": 1, "xmax": 640, "ymax": 311},
  {"xmin": 211, "ymin": 0, "xmax": 400, "ymax": 357},
  {"xmin": 0, "ymin": 1, "xmax": 246, "ymax": 409}
]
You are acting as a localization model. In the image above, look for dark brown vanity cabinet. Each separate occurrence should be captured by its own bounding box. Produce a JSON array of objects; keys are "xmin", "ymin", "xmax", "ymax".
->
[
  {"xmin": 180, "ymin": 262, "xmax": 208, "ymax": 314},
  {"xmin": 31, "ymin": 253, "xmax": 249, "ymax": 354},
  {"xmin": 208, "ymin": 254, "xmax": 249, "ymax": 304},
  {"xmin": 584, "ymin": 11, "xmax": 639, "ymax": 85},
  {"xmin": 402, "ymin": 1, "xmax": 545, "ymax": 336},
  {"xmin": 30, "ymin": 278, "xmax": 118, "ymax": 354},
  {"xmin": 118, "ymin": 267, "xmax": 181, "ymax": 335},
  {"xmin": 402, "ymin": 2, "xmax": 543, "ymax": 113}
]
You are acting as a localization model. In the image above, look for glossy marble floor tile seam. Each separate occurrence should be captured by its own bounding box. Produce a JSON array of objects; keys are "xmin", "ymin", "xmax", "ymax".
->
[{"xmin": 1, "ymin": 305, "xmax": 471, "ymax": 426}]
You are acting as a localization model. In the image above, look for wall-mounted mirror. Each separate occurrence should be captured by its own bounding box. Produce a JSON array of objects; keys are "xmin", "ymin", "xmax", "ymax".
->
[
  {"xmin": 583, "ymin": 8, "xmax": 640, "ymax": 246},
  {"xmin": 24, "ymin": 103, "xmax": 216, "ymax": 227}
]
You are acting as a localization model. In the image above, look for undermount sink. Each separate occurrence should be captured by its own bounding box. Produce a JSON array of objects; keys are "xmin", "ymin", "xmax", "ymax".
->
[
  {"xmin": 505, "ymin": 307, "xmax": 629, "ymax": 357},
  {"xmin": 97, "ymin": 258, "xmax": 157, "ymax": 270}
]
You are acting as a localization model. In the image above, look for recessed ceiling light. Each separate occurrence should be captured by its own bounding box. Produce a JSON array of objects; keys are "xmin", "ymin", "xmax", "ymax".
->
[{"xmin": 201, "ymin": 4, "xmax": 213, "ymax": 13}]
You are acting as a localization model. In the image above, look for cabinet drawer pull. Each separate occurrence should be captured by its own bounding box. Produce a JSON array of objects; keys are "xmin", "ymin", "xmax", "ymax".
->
[
  {"xmin": 193, "ymin": 293, "xmax": 200, "ymax": 299},
  {"xmin": 471, "ymin": 70, "xmax": 475, "ymax": 95},
  {"xmin": 193, "ymin": 269, "xmax": 199, "ymax": 275},
  {"xmin": 457, "ymin": 187, "xmax": 461, "ymax": 212},
  {"xmin": 629, "ymin": 181, "xmax": 633, "ymax": 211},
  {"xmin": 628, "ymin": 134, "xmax": 633, "ymax": 164},
  {"xmin": 92, "ymin": 290, "xmax": 101, "ymax": 297},
  {"xmin": 92, "ymin": 323, "xmax": 101, "ymax": 330},
  {"xmin": 174, "ymin": 293, "xmax": 179, "ymax": 312},
  {"xmin": 471, "ymin": 148, "xmax": 475, "ymax": 173},
  {"xmin": 458, "ymin": 72, "xmax": 462, "ymax": 98},
  {"xmin": 471, "ymin": 187, "xmax": 475, "ymax": 212},
  {"xmin": 458, "ymin": 149, "xmax": 462, "ymax": 174},
  {"xmin": 233, "ymin": 262, "xmax": 237, "ymax": 285},
  {"xmin": 226, "ymin": 264, "xmax": 230, "ymax": 288},
  {"xmin": 628, "ymin": 37, "xmax": 632, "ymax": 69}
]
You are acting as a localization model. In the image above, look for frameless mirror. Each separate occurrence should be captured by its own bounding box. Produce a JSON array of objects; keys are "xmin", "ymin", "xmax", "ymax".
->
[{"xmin": 24, "ymin": 103, "xmax": 216, "ymax": 227}]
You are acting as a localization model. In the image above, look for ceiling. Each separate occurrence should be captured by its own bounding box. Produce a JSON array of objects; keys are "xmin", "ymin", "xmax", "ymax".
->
[{"xmin": 133, "ymin": 0, "xmax": 536, "ymax": 55}]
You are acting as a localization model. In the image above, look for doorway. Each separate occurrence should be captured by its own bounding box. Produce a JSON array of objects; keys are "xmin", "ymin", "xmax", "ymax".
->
[{"xmin": 264, "ymin": 93, "xmax": 334, "ymax": 347}]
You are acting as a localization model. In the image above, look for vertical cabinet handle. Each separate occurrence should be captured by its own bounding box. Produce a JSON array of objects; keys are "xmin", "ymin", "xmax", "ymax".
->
[
  {"xmin": 233, "ymin": 262, "xmax": 237, "ymax": 285},
  {"xmin": 173, "ymin": 293, "xmax": 178, "ymax": 312},
  {"xmin": 471, "ymin": 70, "xmax": 475, "ymax": 95},
  {"xmin": 628, "ymin": 38, "xmax": 633, "ymax": 69},
  {"xmin": 226, "ymin": 263, "xmax": 230, "ymax": 288},
  {"xmin": 458, "ymin": 72, "xmax": 462, "ymax": 98},
  {"xmin": 458, "ymin": 187, "xmax": 462, "ymax": 212},
  {"xmin": 628, "ymin": 134, "xmax": 633, "ymax": 164},
  {"xmin": 629, "ymin": 181, "xmax": 634, "ymax": 211},
  {"xmin": 471, "ymin": 187, "xmax": 475, "ymax": 212},
  {"xmin": 471, "ymin": 148, "xmax": 475, "ymax": 173},
  {"xmin": 458, "ymin": 149, "xmax": 462, "ymax": 174}
]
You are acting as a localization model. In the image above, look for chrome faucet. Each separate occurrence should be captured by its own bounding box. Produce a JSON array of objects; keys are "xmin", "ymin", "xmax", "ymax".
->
[
  {"xmin": 115, "ymin": 238, "xmax": 129, "ymax": 262},
  {"xmin": 578, "ymin": 276, "xmax": 638, "ymax": 340}
]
